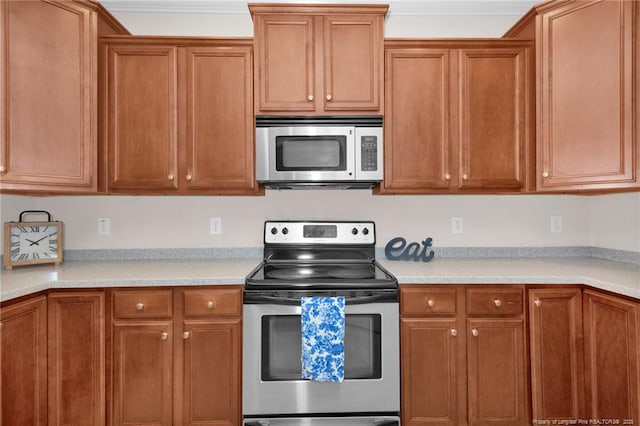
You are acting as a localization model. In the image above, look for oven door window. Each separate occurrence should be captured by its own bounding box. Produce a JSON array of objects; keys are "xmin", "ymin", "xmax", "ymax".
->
[
  {"xmin": 261, "ymin": 314, "xmax": 381, "ymax": 381},
  {"xmin": 275, "ymin": 136, "xmax": 346, "ymax": 171}
]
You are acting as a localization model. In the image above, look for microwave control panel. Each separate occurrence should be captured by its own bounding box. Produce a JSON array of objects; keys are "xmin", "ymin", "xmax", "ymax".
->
[{"xmin": 360, "ymin": 136, "xmax": 378, "ymax": 171}]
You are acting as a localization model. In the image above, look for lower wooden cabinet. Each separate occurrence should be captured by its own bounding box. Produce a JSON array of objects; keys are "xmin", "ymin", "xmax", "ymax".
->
[
  {"xmin": 0, "ymin": 295, "xmax": 48, "ymax": 425},
  {"xmin": 400, "ymin": 285, "xmax": 528, "ymax": 426},
  {"xmin": 583, "ymin": 290, "xmax": 639, "ymax": 422},
  {"xmin": 48, "ymin": 291, "xmax": 105, "ymax": 426},
  {"xmin": 108, "ymin": 286, "xmax": 242, "ymax": 426},
  {"xmin": 528, "ymin": 288, "xmax": 584, "ymax": 421}
]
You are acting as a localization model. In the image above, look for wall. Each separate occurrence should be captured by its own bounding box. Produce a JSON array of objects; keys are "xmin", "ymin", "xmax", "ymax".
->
[{"xmin": 1, "ymin": 2, "xmax": 638, "ymax": 255}]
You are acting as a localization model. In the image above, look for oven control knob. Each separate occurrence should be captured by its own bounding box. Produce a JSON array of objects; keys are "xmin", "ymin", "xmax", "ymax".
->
[
  {"xmin": 362, "ymin": 227, "xmax": 369, "ymax": 235},
  {"xmin": 270, "ymin": 227, "xmax": 278, "ymax": 235},
  {"xmin": 282, "ymin": 227, "xmax": 289, "ymax": 235},
  {"xmin": 351, "ymin": 228, "xmax": 358, "ymax": 235}
]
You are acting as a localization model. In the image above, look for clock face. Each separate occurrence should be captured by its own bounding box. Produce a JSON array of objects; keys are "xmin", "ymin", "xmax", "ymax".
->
[{"xmin": 10, "ymin": 225, "xmax": 59, "ymax": 261}]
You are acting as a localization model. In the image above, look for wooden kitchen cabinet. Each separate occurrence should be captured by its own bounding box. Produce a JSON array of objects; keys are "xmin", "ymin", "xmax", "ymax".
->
[
  {"xmin": 48, "ymin": 291, "xmax": 106, "ymax": 426},
  {"xmin": 111, "ymin": 289, "xmax": 174, "ymax": 425},
  {"xmin": 536, "ymin": 0, "xmax": 638, "ymax": 191},
  {"xmin": 250, "ymin": 4, "xmax": 386, "ymax": 115},
  {"xmin": 381, "ymin": 40, "xmax": 533, "ymax": 194},
  {"xmin": 0, "ymin": 0, "xmax": 97, "ymax": 193},
  {"xmin": 528, "ymin": 288, "xmax": 584, "ymax": 422},
  {"xmin": 400, "ymin": 287, "xmax": 464, "ymax": 426},
  {"xmin": 102, "ymin": 37, "xmax": 259, "ymax": 194},
  {"xmin": 108, "ymin": 286, "xmax": 242, "ymax": 426},
  {"xmin": 178, "ymin": 287, "xmax": 242, "ymax": 426},
  {"xmin": 583, "ymin": 289, "xmax": 639, "ymax": 422},
  {"xmin": 400, "ymin": 285, "xmax": 528, "ymax": 426},
  {"xmin": 1, "ymin": 295, "xmax": 48, "ymax": 425}
]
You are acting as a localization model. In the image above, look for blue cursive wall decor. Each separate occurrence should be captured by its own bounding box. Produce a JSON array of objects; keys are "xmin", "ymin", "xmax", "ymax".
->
[{"xmin": 385, "ymin": 237, "xmax": 435, "ymax": 262}]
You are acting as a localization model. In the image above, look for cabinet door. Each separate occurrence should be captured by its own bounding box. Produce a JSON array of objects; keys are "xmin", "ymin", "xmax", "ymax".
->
[
  {"xmin": 253, "ymin": 14, "xmax": 316, "ymax": 113},
  {"xmin": 48, "ymin": 292, "xmax": 105, "ymax": 426},
  {"xmin": 467, "ymin": 319, "xmax": 526, "ymax": 426},
  {"xmin": 529, "ymin": 289, "xmax": 584, "ymax": 421},
  {"xmin": 458, "ymin": 48, "xmax": 528, "ymax": 191},
  {"xmin": 183, "ymin": 45, "xmax": 258, "ymax": 194},
  {"xmin": 537, "ymin": 0, "xmax": 636, "ymax": 190},
  {"xmin": 0, "ymin": 295, "xmax": 47, "ymax": 425},
  {"xmin": 583, "ymin": 290, "xmax": 639, "ymax": 422},
  {"xmin": 107, "ymin": 44, "xmax": 178, "ymax": 191},
  {"xmin": 182, "ymin": 319, "xmax": 241, "ymax": 426},
  {"xmin": 382, "ymin": 48, "xmax": 453, "ymax": 192},
  {"xmin": 0, "ymin": 0, "xmax": 97, "ymax": 192},
  {"xmin": 401, "ymin": 318, "xmax": 461, "ymax": 426},
  {"xmin": 112, "ymin": 321, "xmax": 173, "ymax": 425},
  {"xmin": 323, "ymin": 14, "xmax": 382, "ymax": 112}
]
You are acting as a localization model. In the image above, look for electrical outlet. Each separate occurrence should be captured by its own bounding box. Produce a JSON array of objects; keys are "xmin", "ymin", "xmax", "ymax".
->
[
  {"xmin": 98, "ymin": 218, "xmax": 111, "ymax": 235},
  {"xmin": 451, "ymin": 217, "xmax": 464, "ymax": 234},
  {"xmin": 209, "ymin": 217, "xmax": 222, "ymax": 235},
  {"xmin": 551, "ymin": 215, "xmax": 563, "ymax": 233}
]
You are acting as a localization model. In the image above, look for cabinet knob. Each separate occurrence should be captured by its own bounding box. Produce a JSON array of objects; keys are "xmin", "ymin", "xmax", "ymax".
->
[
  {"xmin": 471, "ymin": 328, "xmax": 479, "ymax": 337},
  {"xmin": 462, "ymin": 174, "xmax": 468, "ymax": 180},
  {"xmin": 444, "ymin": 174, "xmax": 451, "ymax": 181},
  {"xmin": 168, "ymin": 174, "xmax": 174, "ymax": 181},
  {"xmin": 542, "ymin": 172, "xmax": 549, "ymax": 178},
  {"xmin": 207, "ymin": 300, "xmax": 214, "ymax": 309},
  {"xmin": 183, "ymin": 331, "xmax": 190, "ymax": 339},
  {"xmin": 0, "ymin": 166, "xmax": 5, "ymax": 173},
  {"xmin": 450, "ymin": 329, "xmax": 458, "ymax": 337},
  {"xmin": 135, "ymin": 303, "xmax": 144, "ymax": 311},
  {"xmin": 534, "ymin": 299, "xmax": 542, "ymax": 307},
  {"xmin": 494, "ymin": 299, "xmax": 503, "ymax": 307},
  {"xmin": 307, "ymin": 95, "xmax": 314, "ymax": 101},
  {"xmin": 186, "ymin": 174, "xmax": 192, "ymax": 181},
  {"xmin": 326, "ymin": 94, "xmax": 332, "ymax": 101},
  {"xmin": 427, "ymin": 299, "xmax": 435, "ymax": 307},
  {"xmin": 161, "ymin": 332, "xmax": 169, "ymax": 340}
]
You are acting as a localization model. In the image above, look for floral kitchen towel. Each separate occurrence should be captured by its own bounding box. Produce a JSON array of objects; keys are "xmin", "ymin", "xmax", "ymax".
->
[{"xmin": 301, "ymin": 296, "xmax": 345, "ymax": 382}]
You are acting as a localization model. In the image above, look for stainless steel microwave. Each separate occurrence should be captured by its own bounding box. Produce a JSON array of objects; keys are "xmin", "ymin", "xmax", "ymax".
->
[{"xmin": 255, "ymin": 116, "xmax": 383, "ymax": 189}]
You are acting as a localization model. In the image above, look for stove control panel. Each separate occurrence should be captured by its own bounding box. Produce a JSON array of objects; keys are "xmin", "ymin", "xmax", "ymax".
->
[{"xmin": 264, "ymin": 221, "xmax": 375, "ymax": 244}]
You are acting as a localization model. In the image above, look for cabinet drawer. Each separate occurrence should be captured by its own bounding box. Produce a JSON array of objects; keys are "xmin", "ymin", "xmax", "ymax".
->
[
  {"xmin": 183, "ymin": 288, "xmax": 242, "ymax": 317},
  {"xmin": 401, "ymin": 287, "xmax": 457, "ymax": 315},
  {"xmin": 113, "ymin": 290, "xmax": 173, "ymax": 318},
  {"xmin": 466, "ymin": 288, "xmax": 523, "ymax": 315}
]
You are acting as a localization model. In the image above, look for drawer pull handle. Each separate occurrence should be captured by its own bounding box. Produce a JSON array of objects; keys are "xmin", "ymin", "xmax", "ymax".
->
[
  {"xmin": 307, "ymin": 95, "xmax": 314, "ymax": 101},
  {"xmin": 450, "ymin": 329, "xmax": 457, "ymax": 337},
  {"xmin": 186, "ymin": 174, "xmax": 193, "ymax": 181},
  {"xmin": 183, "ymin": 331, "xmax": 190, "ymax": 339},
  {"xmin": 207, "ymin": 300, "xmax": 214, "ymax": 309},
  {"xmin": 471, "ymin": 328, "xmax": 479, "ymax": 337},
  {"xmin": 427, "ymin": 299, "xmax": 435, "ymax": 307},
  {"xmin": 444, "ymin": 174, "xmax": 451, "ymax": 181},
  {"xmin": 161, "ymin": 332, "xmax": 169, "ymax": 340},
  {"xmin": 326, "ymin": 94, "xmax": 332, "ymax": 101},
  {"xmin": 136, "ymin": 303, "xmax": 144, "ymax": 311},
  {"xmin": 494, "ymin": 299, "xmax": 503, "ymax": 307},
  {"xmin": 534, "ymin": 299, "xmax": 542, "ymax": 307}
]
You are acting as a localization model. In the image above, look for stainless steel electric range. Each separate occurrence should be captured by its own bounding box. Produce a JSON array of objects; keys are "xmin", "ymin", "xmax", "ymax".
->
[{"xmin": 243, "ymin": 221, "xmax": 400, "ymax": 426}]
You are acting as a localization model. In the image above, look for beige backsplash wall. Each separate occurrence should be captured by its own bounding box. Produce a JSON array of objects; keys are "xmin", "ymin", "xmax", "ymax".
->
[{"xmin": 4, "ymin": 192, "xmax": 639, "ymax": 254}]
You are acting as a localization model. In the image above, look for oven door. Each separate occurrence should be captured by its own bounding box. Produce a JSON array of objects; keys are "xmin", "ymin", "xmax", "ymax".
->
[{"xmin": 243, "ymin": 293, "xmax": 399, "ymax": 416}]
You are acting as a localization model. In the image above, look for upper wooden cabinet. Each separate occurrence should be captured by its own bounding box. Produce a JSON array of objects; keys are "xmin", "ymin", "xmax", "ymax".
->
[
  {"xmin": 380, "ymin": 40, "xmax": 533, "ymax": 194},
  {"xmin": 536, "ymin": 0, "xmax": 639, "ymax": 191},
  {"xmin": 250, "ymin": 4, "xmax": 387, "ymax": 115},
  {"xmin": 0, "ymin": 0, "xmax": 97, "ymax": 193},
  {"xmin": 102, "ymin": 37, "xmax": 260, "ymax": 195}
]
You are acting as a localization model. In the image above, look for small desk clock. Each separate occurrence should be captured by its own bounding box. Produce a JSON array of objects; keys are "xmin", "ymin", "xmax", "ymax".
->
[{"xmin": 3, "ymin": 210, "xmax": 63, "ymax": 270}]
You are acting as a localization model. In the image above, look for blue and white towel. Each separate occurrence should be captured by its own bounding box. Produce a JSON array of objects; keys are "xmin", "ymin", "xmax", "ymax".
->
[{"xmin": 301, "ymin": 296, "xmax": 345, "ymax": 383}]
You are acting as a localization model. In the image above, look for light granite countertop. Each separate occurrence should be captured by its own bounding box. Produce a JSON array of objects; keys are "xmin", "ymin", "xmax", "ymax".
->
[{"xmin": 1, "ymin": 257, "xmax": 640, "ymax": 302}]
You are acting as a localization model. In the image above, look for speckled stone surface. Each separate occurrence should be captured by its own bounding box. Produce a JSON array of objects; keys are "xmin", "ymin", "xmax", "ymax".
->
[{"xmin": 2, "ymin": 255, "xmax": 640, "ymax": 303}]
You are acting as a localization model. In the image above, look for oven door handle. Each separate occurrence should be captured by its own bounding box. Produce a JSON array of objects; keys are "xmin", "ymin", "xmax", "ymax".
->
[{"xmin": 243, "ymin": 292, "xmax": 397, "ymax": 305}]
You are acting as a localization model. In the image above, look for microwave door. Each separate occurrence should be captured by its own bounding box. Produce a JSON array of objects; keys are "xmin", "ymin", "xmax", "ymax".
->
[{"xmin": 268, "ymin": 126, "xmax": 355, "ymax": 182}]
